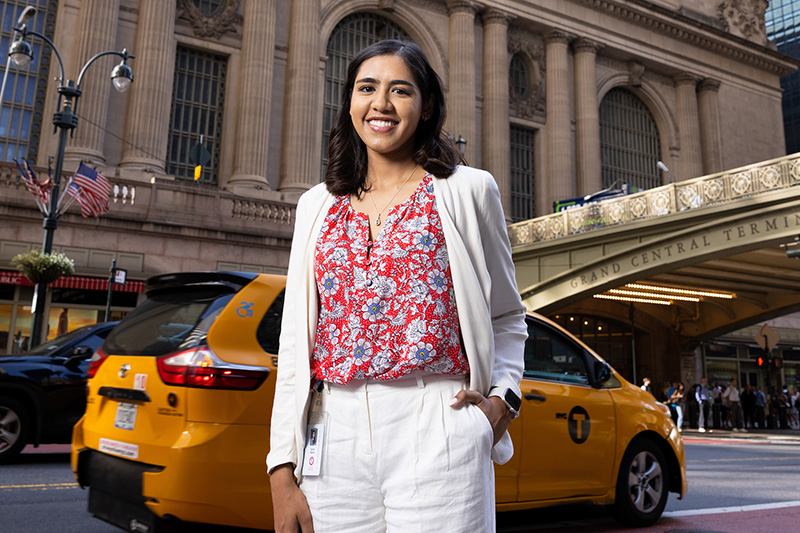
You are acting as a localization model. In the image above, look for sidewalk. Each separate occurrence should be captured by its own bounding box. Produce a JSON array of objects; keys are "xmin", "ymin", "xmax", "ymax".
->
[{"xmin": 681, "ymin": 426, "xmax": 800, "ymax": 443}]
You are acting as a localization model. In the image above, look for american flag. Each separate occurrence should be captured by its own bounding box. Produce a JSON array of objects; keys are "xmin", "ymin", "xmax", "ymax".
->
[
  {"xmin": 14, "ymin": 158, "xmax": 51, "ymax": 205},
  {"xmin": 70, "ymin": 163, "xmax": 111, "ymax": 218},
  {"xmin": 66, "ymin": 182, "xmax": 94, "ymax": 219}
]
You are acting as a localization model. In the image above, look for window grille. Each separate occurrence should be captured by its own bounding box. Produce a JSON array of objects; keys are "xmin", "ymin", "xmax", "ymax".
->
[
  {"xmin": 510, "ymin": 125, "xmax": 535, "ymax": 221},
  {"xmin": 0, "ymin": 0, "xmax": 56, "ymax": 162},
  {"xmin": 599, "ymin": 87, "xmax": 661, "ymax": 191},
  {"xmin": 509, "ymin": 54, "xmax": 529, "ymax": 99},
  {"xmin": 167, "ymin": 46, "xmax": 227, "ymax": 184},
  {"xmin": 194, "ymin": 0, "xmax": 224, "ymax": 17},
  {"xmin": 322, "ymin": 13, "xmax": 409, "ymax": 179}
]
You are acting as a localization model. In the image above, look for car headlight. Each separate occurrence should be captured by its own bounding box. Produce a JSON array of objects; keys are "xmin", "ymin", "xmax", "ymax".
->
[{"xmin": 655, "ymin": 402, "xmax": 671, "ymax": 416}]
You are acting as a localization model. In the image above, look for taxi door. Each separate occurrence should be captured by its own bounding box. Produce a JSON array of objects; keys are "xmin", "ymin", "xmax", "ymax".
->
[{"xmin": 516, "ymin": 318, "xmax": 617, "ymax": 502}]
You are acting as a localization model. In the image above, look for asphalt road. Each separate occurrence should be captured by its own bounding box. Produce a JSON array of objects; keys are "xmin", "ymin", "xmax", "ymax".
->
[{"xmin": 2, "ymin": 435, "xmax": 800, "ymax": 532}]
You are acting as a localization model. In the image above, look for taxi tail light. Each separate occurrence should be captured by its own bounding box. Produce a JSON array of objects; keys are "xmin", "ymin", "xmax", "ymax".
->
[
  {"xmin": 156, "ymin": 346, "xmax": 269, "ymax": 390},
  {"xmin": 87, "ymin": 347, "xmax": 108, "ymax": 379}
]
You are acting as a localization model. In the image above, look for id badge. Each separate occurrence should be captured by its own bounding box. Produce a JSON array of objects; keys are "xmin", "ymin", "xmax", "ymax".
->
[{"xmin": 302, "ymin": 412, "xmax": 327, "ymax": 477}]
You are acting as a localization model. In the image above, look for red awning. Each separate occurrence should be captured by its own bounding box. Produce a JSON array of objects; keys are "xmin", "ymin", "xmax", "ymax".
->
[{"xmin": 0, "ymin": 270, "xmax": 145, "ymax": 293}]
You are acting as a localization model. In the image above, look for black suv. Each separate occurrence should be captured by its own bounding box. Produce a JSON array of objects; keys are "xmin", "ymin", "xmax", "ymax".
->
[{"xmin": 0, "ymin": 322, "xmax": 117, "ymax": 462}]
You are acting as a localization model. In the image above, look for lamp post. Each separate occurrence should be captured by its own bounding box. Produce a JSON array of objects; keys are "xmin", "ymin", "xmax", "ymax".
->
[{"xmin": 9, "ymin": 10, "xmax": 134, "ymax": 347}]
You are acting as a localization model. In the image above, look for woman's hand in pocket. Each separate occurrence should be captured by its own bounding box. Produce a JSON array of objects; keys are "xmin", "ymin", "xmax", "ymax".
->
[{"xmin": 449, "ymin": 390, "xmax": 513, "ymax": 445}]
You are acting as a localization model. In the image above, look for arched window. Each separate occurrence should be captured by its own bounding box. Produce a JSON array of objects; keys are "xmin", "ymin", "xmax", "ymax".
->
[
  {"xmin": 599, "ymin": 87, "xmax": 661, "ymax": 190},
  {"xmin": 322, "ymin": 13, "xmax": 410, "ymax": 178}
]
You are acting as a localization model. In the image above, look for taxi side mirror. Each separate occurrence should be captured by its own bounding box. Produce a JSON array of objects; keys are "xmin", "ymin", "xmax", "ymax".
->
[{"xmin": 592, "ymin": 361, "xmax": 612, "ymax": 388}]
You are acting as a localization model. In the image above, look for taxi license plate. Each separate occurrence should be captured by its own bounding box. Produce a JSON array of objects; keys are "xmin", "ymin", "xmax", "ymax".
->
[{"xmin": 114, "ymin": 402, "xmax": 138, "ymax": 431}]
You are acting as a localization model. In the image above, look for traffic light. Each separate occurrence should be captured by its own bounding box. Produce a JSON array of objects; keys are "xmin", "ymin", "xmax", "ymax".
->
[
  {"xmin": 756, "ymin": 355, "xmax": 766, "ymax": 367},
  {"xmin": 773, "ymin": 357, "xmax": 783, "ymax": 369}
]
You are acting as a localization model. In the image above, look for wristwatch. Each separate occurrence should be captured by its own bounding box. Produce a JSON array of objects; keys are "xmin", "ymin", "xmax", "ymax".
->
[{"xmin": 500, "ymin": 388, "xmax": 521, "ymax": 419}]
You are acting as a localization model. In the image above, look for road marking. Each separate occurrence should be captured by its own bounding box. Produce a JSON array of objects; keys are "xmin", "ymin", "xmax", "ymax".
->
[
  {"xmin": 0, "ymin": 482, "xmax": 79, "ymax": 491},
  {"xmin": 664, "ymin": 500, "xmax": 800, "ymax": 517}
]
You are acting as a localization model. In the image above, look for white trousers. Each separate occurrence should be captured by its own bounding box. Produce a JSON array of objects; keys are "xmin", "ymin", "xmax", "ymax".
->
[{"xmin": 299, "ymin": 372, "xmax": 495, "ymax": 533}]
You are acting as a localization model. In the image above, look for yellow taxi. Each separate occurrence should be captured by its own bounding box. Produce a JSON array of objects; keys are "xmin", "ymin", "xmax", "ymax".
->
[{"xmin": 72, "ymin": 271, "xmax": 685, "ymax": 531}]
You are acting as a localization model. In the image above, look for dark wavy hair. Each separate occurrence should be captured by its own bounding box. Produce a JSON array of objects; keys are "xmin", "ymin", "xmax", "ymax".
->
[{"xmin": 324, "ymin": 39, "xmax": 463, "ymax": 196}]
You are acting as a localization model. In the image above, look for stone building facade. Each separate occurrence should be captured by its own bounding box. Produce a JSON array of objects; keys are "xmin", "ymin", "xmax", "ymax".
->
[{"xmin": 0, "ymin": 0, "xmax": 795, "ymax": 349}]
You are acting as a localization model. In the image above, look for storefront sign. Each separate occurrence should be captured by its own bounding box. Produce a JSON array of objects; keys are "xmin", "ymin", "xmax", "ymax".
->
[{"xmin": 0, "ymin": 270, "xmax": 145, "ymax": 293}]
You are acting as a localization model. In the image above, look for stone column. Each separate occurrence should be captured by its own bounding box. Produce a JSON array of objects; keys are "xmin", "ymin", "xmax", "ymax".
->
[
  {"xmin": 446, "ymin": 0, "xmax": 477, "ymax": 164},
  {"xmin": 697, "ymin": 78, "xmax": 723, "ymax": 175},
  {"xmin": 544, "ymin": 30, "xmax": 572, "ymax": 213},
  {"xmin": 65, "ymin": 0, "xmax": 120, "ymax": 164},
  {"xmin": 675, "ymin": 73, "xmax": 703, "ymax": 181},
  {"xmin": 228, "ymin": 0, "xmax": 276, "ymax": 193},
  {"xmin": 278, "ymin": 0, "xmax": 321, "ymax": 192},
  {"xmin": 573, "ymin": 38, "xmax": 602, "ymax": 197},
  {"xmin": 119, "ymin": 0, "xmax": 176, "ymax": 172},
  {"xmin": 481, "ymin": 9, "xmax": 511, "ymax": 214}
]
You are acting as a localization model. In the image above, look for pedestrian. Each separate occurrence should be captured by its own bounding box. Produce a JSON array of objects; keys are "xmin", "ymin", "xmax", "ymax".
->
[
  {"xmin": 723, "ymin": 378, "xmax": 744, "ymax": 431},
  {"xmin": 640, "ymin": 376, "xmax": 653, "ymax": 396},
  {"xmin": 266, "ymin": 39, "xmax": 527, "ymax": 533},
  {"xmin": 696, "ymin": 377, "xmax": 712, "ymax": 433},
  {"xmin": 791, "ymin": 387, "xmax": 799, "ymax": 429},
  {"xmin": 742, "ymin": 384, "xmax": 755, "ymax": 429},
  {"xmin": 754, "ymin": 385, "xmax": 766, "ymax": 429},
  {"xmin": 712, "ymin": 382, "xmax": 723, "ymax": 429},
  {"xmin": 669, "ymin": 382, "xmax": 685, "ymax": 431}
]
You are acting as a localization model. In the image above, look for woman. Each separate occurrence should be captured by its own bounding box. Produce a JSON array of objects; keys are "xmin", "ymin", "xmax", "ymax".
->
[
  {"xmin": 669, "ymin": 382, "xmax": 685, "ymax": 431},
  {"xmin": 266, "ymin": 39, "xmax": 527, "ymax": 533}
]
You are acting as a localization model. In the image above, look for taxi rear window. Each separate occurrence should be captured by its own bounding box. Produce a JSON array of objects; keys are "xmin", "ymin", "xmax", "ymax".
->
[{"xmin": 103, "ymin": 287, "xmax": 234, "ymax": 357}]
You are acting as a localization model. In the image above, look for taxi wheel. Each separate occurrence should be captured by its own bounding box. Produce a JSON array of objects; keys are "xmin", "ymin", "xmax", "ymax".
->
[
  {"xmin": 611, "ymin": 438, "xmax": 669, "ymax": 527},
  {"xmin": 0, "ymin": 396, "xmax": 30, "ymax": 463}
]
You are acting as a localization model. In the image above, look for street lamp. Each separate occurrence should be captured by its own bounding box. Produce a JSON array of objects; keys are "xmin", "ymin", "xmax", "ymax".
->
[
  {"xmin": 9, "ymin": 9, "xmax": 135, "ymax": 346},
  {"xmin": 455, "ymin": 135, "xmax": 467, "ymax": 156}
]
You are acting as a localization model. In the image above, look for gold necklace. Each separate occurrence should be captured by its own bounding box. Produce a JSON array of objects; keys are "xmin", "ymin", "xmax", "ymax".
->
[{"xmin": 367, "ymin": 164, "xmax": 419, "ymax": 226}]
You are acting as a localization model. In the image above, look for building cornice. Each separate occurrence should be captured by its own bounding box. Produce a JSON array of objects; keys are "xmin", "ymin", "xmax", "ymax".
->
[{"xmin": 575, "ymin": 0, "xmax": 797, "ymax": 77}]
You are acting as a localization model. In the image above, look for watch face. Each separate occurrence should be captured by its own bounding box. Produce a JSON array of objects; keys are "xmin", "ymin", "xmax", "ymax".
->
[{"xmin": 504, "ymin": 389, "xmax": 522, "ymax": 411}]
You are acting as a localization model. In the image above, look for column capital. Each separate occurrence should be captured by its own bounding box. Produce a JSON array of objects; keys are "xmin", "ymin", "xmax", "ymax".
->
[
  {"xmin": 446, "ymin": 0, "xmax": 477, "ymax": 16},
  {"xmin": 573, "ymin": 37, "xmax": 602, "ymax": 55},
  {"xmin": 482, "ymin": 7, "xmax": 511, "ymax": 26},
  {"xmin": 698, "ymin": 78, "xmax": 721, "ymax": 93},
  {"xmin": 675, "ymin": 72, "xmax": 700, "ymax": 87},
  {"xmin": 545, "ymin": 29, "xmax": 571, "ymax": 46}
]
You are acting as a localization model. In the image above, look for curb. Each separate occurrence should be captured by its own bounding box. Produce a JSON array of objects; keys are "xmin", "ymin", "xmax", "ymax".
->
[{"xmin": 680, "ymin": 428, "xmax": 800, "ymax": 442}]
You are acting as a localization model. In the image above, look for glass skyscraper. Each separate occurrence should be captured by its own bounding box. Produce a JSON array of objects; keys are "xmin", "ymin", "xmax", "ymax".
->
[{"xmin": 767, "ymin": 0, "xmax": 800, "ymax": 154}]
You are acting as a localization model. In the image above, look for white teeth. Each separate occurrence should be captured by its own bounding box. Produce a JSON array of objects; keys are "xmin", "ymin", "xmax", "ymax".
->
[{"xmin": 369, "ymin": 120, "xmax": 395, "ymax": 127}]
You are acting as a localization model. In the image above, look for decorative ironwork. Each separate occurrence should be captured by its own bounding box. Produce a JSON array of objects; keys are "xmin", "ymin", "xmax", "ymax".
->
[{"xmin": 508, "ymin": 153, "xmax": 800, "ymax": 246}]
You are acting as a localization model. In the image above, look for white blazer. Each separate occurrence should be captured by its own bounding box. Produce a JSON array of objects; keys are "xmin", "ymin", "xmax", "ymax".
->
[{"xmin": 267, "ymin": 165, "xmax": 527, "ymax": 478}]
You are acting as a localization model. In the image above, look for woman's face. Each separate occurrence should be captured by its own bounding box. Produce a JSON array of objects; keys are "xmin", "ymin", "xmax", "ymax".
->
[{"xmin": 349, "ymin": 54, "xmax": 431, "ymax": 162}]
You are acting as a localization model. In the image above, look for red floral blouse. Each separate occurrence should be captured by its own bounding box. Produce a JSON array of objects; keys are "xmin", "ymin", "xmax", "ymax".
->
[{"xmin": 310, "ymin": 173, "xmax": 468, "ymax": 384}]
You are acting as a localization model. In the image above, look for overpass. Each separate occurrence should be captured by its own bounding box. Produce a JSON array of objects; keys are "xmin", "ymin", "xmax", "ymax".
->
[{"xmin": 509, "ymin": 153, "xmax": 800, "ymax": 345}]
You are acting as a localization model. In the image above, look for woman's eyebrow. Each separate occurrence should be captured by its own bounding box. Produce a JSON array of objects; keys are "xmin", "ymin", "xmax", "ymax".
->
[{"xmin": 354, "ymin": 77, "xmax": 415, "ymax": 88}]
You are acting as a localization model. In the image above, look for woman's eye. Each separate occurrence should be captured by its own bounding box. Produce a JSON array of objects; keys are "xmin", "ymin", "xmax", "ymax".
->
[
  {"xmin": 357, "ymin": 85, "xmax": 374, "ymax": 93},
  {"xmin": 392, "ymin": 88, "xmax": 410, "ymax": 95}
]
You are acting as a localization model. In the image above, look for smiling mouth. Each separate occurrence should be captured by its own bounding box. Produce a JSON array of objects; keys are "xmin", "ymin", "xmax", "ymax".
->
[{"xmin": 368, "ymin": 119, "xmax": 398, "ymax": 128}]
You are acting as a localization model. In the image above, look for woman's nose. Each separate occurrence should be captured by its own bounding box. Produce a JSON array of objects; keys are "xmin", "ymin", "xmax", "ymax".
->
[{"xmin": 371, "ymin": 89, "xmax": 392, "ymax": 111}]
